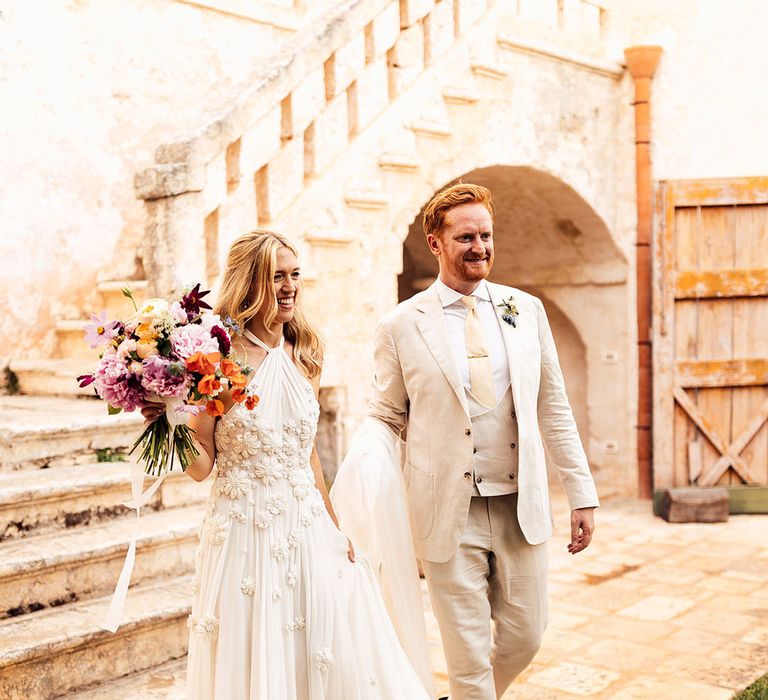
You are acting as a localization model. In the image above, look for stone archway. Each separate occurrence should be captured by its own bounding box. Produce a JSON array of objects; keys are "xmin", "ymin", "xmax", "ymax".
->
[{"xmin": 398, "ymin": 165, "xmax": 629, "ymax": 494}]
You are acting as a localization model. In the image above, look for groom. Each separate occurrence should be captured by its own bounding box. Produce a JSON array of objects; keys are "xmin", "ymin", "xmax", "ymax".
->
[{"xmin": 367, "ymin": 183, "xmax": 599, "ymax": 699}]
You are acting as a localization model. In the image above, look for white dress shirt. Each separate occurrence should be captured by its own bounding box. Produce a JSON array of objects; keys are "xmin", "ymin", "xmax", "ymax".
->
[{"xmin": 435, "ymin": 278, "xmax": 511, "ymax": 401}]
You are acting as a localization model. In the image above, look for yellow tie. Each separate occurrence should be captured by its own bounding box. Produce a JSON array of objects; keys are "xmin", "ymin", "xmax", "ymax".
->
[{"xmin": 461, "ymin": 296, "xmax": 496, "ymax": 407}]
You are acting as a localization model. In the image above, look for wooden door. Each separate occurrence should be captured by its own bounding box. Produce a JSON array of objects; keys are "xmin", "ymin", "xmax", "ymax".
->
[{"xmin": 653, "ymin": 177, "xmax": 768, "ymax": 489}]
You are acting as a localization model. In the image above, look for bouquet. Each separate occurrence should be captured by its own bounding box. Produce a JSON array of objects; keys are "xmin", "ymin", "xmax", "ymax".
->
[{"xmin": 77, "ymin": 284, "xmax": 258, "ymax": 476}]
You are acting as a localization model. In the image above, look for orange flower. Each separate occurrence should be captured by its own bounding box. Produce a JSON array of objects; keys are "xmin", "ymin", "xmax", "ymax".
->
[
  {"xmin": 186, "ymin": 351, "xmax": 221, "ymax": 375},
  {"xmin": 197, "ymin": 374, "xmax": 221, "ymax": 396},
  {"xmin": 228, "ymin": 372, "xmax": 248, "ymax": 387},
  {"xmin": 205, "ymin": 399, "xmax": 225, "ymax": 417},
  {"xmin": 231, "ymin": 386, "xmax": 247, "ymax": 403},
  {"xmin": 219, "ymin": 358, "xmax": 241, "ymax": 379},
  {"xmin": 136, "ymin": 321, "xmax": 156, "ymax": 341},
  {"xmin": 244, "ymin": 394, "xmax": 260, "ymax": 411}
]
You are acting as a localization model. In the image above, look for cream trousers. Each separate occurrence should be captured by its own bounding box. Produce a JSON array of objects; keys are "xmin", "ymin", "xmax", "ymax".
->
[{"xmin": 422, "ymin": 494, "xmax": 548, "ymax": 700}]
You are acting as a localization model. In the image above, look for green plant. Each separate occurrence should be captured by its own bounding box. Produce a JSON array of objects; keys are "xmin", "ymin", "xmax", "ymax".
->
[
  {"xmin": 3, "ymin": 367, "xmax": 19, "ymax": 395},
  {"xmin": 96, "ymin": 448, "xmax": 128, "ymax": 463},
  {"xmin": 733, "ymin": 673, "xmax": 768, "ymax": 700}
]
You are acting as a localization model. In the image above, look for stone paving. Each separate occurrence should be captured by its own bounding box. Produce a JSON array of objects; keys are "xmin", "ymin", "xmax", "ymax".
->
[
  {"xmin": 73, "ymin": 493, "xmax": 768, "ymax": 698},
  {"xmin": 427, "ymin": 494, "xmax": 768, "ymax": 699}
]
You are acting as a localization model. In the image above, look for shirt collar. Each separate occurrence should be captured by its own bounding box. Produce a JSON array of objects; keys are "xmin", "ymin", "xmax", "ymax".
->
[{"xmin": 435, "ymin": 278, "xmax": 491, "ymax": 308}]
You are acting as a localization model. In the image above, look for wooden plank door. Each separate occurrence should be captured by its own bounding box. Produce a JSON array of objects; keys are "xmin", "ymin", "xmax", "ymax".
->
[{"xmin": 653, "ymin": 177, "xmax": 768, "ymax": 489}]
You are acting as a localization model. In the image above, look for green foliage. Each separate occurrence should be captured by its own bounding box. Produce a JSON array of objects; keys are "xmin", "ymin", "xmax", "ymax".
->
[
  {"xmin": 96, "ymin": 448, "xmax": 128, "ymax": 463},
  {"xmin": 3, "ymin": 367, "xmax": 20, "ymax": 395},
  {"xmin": 734, "ymin": 673, "xmax": 768, "ymax": 700}
]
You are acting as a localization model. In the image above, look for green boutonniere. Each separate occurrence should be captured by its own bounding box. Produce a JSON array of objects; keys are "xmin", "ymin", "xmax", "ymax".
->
[{"xmin": 496, "ymin": 296, "xmax": 519, "ymax": 327}]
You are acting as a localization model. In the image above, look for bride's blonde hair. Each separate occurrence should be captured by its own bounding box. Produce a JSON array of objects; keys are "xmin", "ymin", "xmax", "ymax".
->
[{"xmin": 214, "ymin": 230, "xmax": 323, "ymax": 379}]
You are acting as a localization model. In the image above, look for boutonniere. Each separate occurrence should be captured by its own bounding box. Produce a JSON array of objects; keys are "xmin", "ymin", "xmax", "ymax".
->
[{"xmin": 496, "ymin": 296, "xmax": 519, "ymax": 327}]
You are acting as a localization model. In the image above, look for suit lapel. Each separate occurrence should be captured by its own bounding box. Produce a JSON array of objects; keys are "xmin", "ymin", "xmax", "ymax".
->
[
  {"xmin": 415, "ymin": 284, "xmax": 469, "ymax": 416},
  {"xmin": 487, "ymin": 282, "xmax": 523, "ymax": 411}
]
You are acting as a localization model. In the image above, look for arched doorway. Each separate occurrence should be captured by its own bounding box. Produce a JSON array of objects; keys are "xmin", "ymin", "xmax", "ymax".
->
[{"xmin": 398, "ymin": 166, "xmax": 629, "ymax": 494}]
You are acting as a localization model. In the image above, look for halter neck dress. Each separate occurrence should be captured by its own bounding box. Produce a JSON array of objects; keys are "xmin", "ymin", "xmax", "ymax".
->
[{"xmin": 186, "ymin": 334, "xmax": 429, "ymax": 699}]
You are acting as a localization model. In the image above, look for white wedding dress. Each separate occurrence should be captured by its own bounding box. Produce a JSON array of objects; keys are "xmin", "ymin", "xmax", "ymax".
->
[{"xmin": 186, "ymin": 335, "xmax": 431, "ymax": 699}]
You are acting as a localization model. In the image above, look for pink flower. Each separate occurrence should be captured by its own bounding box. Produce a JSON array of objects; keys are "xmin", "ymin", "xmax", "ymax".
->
[
  {"xmin": 140, "ymin": 355, "xmax": 190, "ymax": 398},
  {"xmin": 170, "ymin": 323, "xmax": 219, "ymax": 360},
  {"xmin": 93, "ymin": 351, "xmax": 145, "ymax": 411},
  {"xmin": 169, "ymin": 300, "xmax": 188, "ymax": 324},
  {"xmin": 84, "ymin": 312, "xmax": 119, "ymax": 349}
]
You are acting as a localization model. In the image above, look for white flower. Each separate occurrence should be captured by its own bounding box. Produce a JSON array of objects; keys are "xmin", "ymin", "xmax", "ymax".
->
[
  {"xmin": 253, "ymin": 457, "xmax": 283, "ymax": 486},
  {"xmin": 288, "ymin": 469, "xmax": 312, "ymax": 500},
  {"xmin": 272, "ymin": 540, "xmax": 290, "ymax": 562},
  {"xmin": 221, "ymin": 469, "xmax": 250, "ymax": 500},
  {"xmin": 195, "ymin": 615, "xmax": 219, "ymax": 639},
  {"xmin": 138, "ymin": 297, "xmax": 169, "ymax": 320},
  {"xmin": 229, "ymin": 505, "xmax": 246, "ymax": 523},
  {"xmin": 301, "ymin": 514, "xmax": 313, "ymax": 527},
  {"xmin": 272, "ymin": 588, "xmax": 282, "ymax": 602},
  {"xmin": 266, "ymin": 495, "xmax": 288, "ymax": 515},
  {"xmin": 240, "ymin": 577, "xmax": 255, "ymax": 596},
  {"xmin": 286, "ymin": 616, "xmax": 306, "ymax": 632},
  {"xmin": 288, "ymin": 530, "xmax": 304, "ymax": 549},
  {"xmin": 254, "ymin": 511, "xmax": 273, "ymax": 529},
  {"xmin": 287, "ymin": 566, "xmax": 298, "ymax": 587},
  {"xmin": 315, "ymin": 647, "xmax": 335, "ymax": 671},
  {"xmin": 199, "ymin": 312, "xmax": 223, "ymax": 332},
  {"xmin": 204, "ymin": 514, "xmax": 229, "ymax": 545}
]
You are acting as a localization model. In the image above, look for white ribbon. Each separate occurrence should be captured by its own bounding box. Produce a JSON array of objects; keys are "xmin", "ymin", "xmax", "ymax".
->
[{"xmin": 101, "ymin": 452, "xmax": 168, "ymax": 632}]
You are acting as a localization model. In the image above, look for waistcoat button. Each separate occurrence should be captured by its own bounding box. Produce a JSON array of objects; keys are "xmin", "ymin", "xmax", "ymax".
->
[
  {"xmin": 464, "ymin": 428, "xmax": 472, "ymax": 436},
  {"xmin": 473, "ymin": 447, "xmax": 477, "ymax": 454},
  {"xmin": 463, "ymin": 472, "xmax": 472, "ymax": 480},
  {"xmin": 510, "ymin": 442, "xmax": 516, "ymax": 449},
  {"xmin": 476, "ymin": 476, "xmax": 483, "ymax": 483}
]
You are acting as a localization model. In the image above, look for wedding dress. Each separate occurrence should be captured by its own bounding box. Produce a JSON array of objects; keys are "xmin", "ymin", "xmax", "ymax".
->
[{"xmin": 186, "ymin": 335, "xmax": 431, "ymax": 699}]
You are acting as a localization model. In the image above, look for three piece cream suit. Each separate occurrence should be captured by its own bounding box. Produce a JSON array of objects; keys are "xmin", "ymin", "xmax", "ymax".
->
[{"xmin": 368, "ymin": 279, "xmax": 599, "ymax": 699}]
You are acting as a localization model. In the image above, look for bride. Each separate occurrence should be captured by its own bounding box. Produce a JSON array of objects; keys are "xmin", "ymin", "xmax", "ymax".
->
[{"xmin": 144, "ymin": 230, "xmax": 431, "ymax": 699}]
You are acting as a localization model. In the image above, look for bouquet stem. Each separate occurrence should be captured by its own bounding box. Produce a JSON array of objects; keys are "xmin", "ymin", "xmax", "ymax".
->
[{"xmin": 130, "ymin": 414, "xmax": 200, "ymax": 476}]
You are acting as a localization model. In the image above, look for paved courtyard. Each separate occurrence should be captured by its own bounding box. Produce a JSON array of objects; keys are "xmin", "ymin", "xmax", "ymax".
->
[{"xmin": 426, "ymin": 494, "xmax": 768, "ymax": 699}]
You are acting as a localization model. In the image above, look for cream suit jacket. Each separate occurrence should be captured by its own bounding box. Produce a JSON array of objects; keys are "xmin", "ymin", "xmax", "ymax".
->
[{"xmin": 368, "ymin": 281, "xmax": 599, "ymax": 563}]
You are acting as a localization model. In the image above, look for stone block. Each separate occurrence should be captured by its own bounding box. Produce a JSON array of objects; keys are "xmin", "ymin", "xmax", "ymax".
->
[
  {"xmin": 329, "ymin": 31, "xmax": 366, "ymax": 98},
  {"xmin": 313, "ymin": 93, "xmax": 350, "ymax": 174},
  {"xmin": 658, "ymin": 487, "xmax": 729, "ymax": 523},
  {"xmin": 239, "ymin": 106, "xmax": 282, "ymax": 176},
  {"xmin": 455, "ymin": 0, "xmax": 487, "ymax": 33},
  {"xmin": 265, "ymin": 137, "xmax": 305, "ymax": 220},
  {"xmin": 202, "ymin": 150, "xmax": 227, "ymax": 215},
  {"xmin": 291, "ymin": 67, "xmax": 326, "ymax": 134},
  {"xmin": 134, "ymin": 163, "xmax": 204, "ymax": 200},
  {"xmin": 357, "ymin": 57, "xmax": 390, "ymax": 130},
  {"xmin": 390, "ymin": 22, "xmax": 425, "ymax": 94},
  {"xmin": 371, "ymin": 2, "xmax": 401, "ymax": 57},
  {"xmin": 428, "ymin": 0, "xmax": 456, "ymax": 59},
  {"xmin": 400, "ymin": 0, "xmax": 434, "ymax": 28}
]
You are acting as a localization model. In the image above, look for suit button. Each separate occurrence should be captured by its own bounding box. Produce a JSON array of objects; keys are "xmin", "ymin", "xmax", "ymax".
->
[
  {"xmin": 464, "ymin": 428, "xmax": 472, "ymax": 436},
  {"xmin": 509, "ymin": 474, "xmax": 515, "ymax": 480},
  {"xmin": 476, "ymin": 476, "xmax": 483, "ymax": 483},
  {"xmin": 511, "ymin": 411, "xmax": 516, "ymax": 418},
  {"xmin": 510, "ymin": 442, "xmax": 516, "ymax": 449},
  {"xmin": 463, "ymin": 472, "xmax": 472, "ymax": 480},
  {"xmin": 473, "ymin": 448, "xmax": 477, "ymax": 454}
]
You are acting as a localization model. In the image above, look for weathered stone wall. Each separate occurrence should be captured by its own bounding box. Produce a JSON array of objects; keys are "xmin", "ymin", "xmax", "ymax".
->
[{"xmin": 0, "ymin": 0, "xmax": 300, "ymax": 366}]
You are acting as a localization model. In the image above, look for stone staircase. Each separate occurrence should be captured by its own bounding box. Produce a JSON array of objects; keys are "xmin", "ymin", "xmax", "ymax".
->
[
  {"xmin": 0, "ymin": 398, "xmax": 208, "ymax": 699},
  {"xmin": 9, "ymin": 280, "xmax": 149, "ymax": 398}
]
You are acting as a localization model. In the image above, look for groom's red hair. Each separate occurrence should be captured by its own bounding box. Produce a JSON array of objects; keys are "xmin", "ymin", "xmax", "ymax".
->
[{"xmin": 423, "ymin": 183, "xmax": 494, "ymax": 239}]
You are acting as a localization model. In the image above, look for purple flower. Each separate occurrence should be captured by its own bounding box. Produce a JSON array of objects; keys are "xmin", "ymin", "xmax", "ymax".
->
[
  {"xmin": 210, "ymin": 325, "xmax": 231, "ymax": 355},
  {"xmin": 77, "ymin": 373, "xmax": 95, "ymax": 388},
  {"xmin": 140, "ymin": 355, "xmax": 190, "ymax": 398},
  {"xmin": 83, "ymin": 312, "xmax": 119, "ymax": 349},
  {"xmin": 93, "ymin": 351, "xmax": 145, "ymax": 411},
  {"xmin": 170, "ymin": 323, "xmax": 219, "ymax": 359},
  {"xmin": 180, "ymin": 283, "xmax": 212, "ymax": 316}
]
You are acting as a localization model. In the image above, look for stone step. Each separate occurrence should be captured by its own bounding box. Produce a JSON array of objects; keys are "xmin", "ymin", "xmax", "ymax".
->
[
  {"xmin": 408, "ymin": 118, "xmax": 454, "ymax": 138},
  {"xmin": 470, "ymin": 61, "xmax": 508, "ymax": 80},
  {"xmin": 69, "ymin": 658, "xmax": 186, "ymax": 699},
  {"xmin": 0, "ymin": 504, "xmax": 203, "ymax": 618},
  {"xmin": 96, "ymin": 280, "xmax": 149, "ymax": 319},
  {"xmin": 9, "ymin": 358, "xmax": 99, "ymax": 398},
  {"xmin": 441, "ymin": 86, "xmax": 481, "ymax": 105},
  {"xmin": 0, "ymin": 461, "xmax": 209, "ymax": 541},
  {"xmin": 0, "ymin": 395, "xmax": 144, "ymax": 470},
  {"xmin": 377, "ymin": 152, "xmax": 421, "ymax": 172},
  {"xmin": 55, "ymin": 319, "xmax": 100, "ymax": 360},
  {"xmin": 0, "ymin": 576, "xmax": 190, "ymax": 700}
]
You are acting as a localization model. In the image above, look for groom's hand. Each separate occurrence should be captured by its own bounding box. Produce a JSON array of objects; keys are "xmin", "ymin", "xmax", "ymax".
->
[
  {"xmin": 568, "ymin": 507, "xmax": 595, "ymax": 554},
  {"xmin": 347, "ymin": 538, "xmax": 356, "ymax": 563}
]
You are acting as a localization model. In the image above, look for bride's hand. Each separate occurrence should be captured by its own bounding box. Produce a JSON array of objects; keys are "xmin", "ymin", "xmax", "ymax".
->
[
  {"xmin": 140, "ymin": 401, "xmax": 165, "ymax": 426},
  {"xmin": 347, "ymin": 538, "xmax": 355, "ymax": 563}
]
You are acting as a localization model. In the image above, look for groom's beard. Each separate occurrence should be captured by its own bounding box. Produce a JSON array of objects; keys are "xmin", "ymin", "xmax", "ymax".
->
[{"xmin": 450, "ymin": 253, "xmax": 494, "ymax": 283}]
